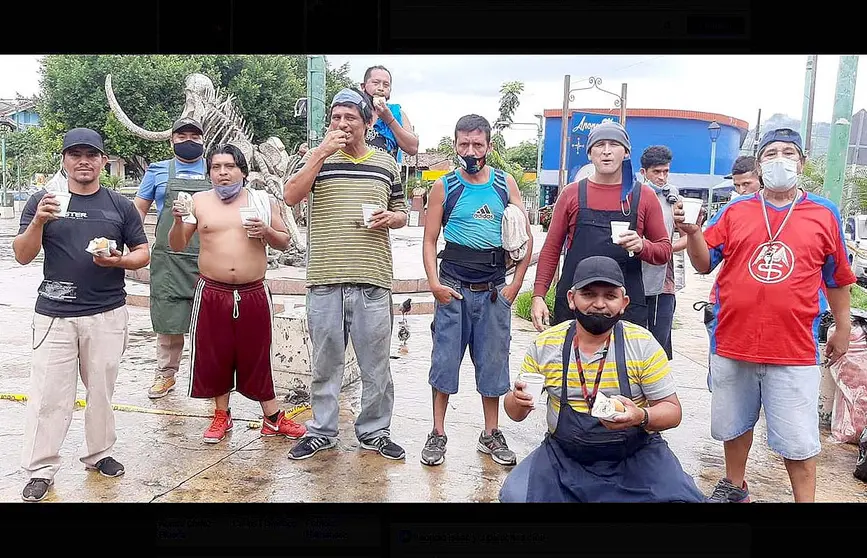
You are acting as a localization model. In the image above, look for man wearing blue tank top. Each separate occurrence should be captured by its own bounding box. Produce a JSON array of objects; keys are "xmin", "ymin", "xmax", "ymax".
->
[
  {"xmin": 420, "ymin": 114, "xmax": 533, "ymax": 467},
  {"xmin": 361, "ymin": 65, "xmax": 419, "ymax": 161}
]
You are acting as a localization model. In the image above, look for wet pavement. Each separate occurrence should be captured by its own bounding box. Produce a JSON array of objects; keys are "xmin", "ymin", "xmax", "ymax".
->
[{"xmin": 0, "ymin": 217, "xmax": 865, "ymax": 503}]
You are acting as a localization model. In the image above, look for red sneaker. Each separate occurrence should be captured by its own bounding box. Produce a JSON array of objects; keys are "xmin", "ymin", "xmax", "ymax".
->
[
  {"xmin": 203, "ymin": 409, "xmax": 234, "ymax": 444},
  {"xmin": 261, "ymin": 410, "xmax": 306, "ymax": 439}
]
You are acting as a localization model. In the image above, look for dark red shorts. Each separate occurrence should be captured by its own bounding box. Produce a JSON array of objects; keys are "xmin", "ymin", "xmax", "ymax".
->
[{"xmin": 188, "ymin": 275, "xmax": 276, "ymax": 401}]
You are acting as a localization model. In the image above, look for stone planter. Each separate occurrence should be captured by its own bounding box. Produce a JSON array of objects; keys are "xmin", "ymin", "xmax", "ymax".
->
[{"xmin": 271, "ymin": 307, "xmax": 361, "ymax": 393}]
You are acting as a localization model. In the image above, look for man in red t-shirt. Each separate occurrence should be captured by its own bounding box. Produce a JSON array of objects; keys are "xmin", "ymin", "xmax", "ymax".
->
[
  {"xmin": 677, "ymin": 128, "xmax": 855, "ymax": 504},
  {"xmin": 531, "ymin": 121, "xmax": 672, "ymax": 331},
  {"xmin": 702, "ymin": 155, "xmax": 761, "ymax": 391}
]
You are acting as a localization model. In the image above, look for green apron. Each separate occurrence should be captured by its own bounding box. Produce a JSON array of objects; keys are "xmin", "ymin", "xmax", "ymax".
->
[{"xmin": 149, "ymin": 159, "xmax": 210, "ymax": 334}]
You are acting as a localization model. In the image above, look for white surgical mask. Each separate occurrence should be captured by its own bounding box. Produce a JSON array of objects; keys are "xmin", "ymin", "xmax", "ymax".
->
[{"xmin": 760, "ymin": 157, "xmax": 799, "ymax": 191}]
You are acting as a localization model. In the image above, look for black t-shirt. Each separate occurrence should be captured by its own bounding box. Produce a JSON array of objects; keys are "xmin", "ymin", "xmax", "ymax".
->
[{"xmin": 18, "ymin": 187, "xmax": 148, "ymax": 318}]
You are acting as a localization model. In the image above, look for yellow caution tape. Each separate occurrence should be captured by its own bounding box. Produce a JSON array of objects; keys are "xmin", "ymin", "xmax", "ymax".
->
[{"xmin": 0, "ymin": 393, "xmax": 309, "ymax": 430}]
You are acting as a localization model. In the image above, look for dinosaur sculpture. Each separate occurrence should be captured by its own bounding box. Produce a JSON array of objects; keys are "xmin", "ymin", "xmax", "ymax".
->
[{"xmin": 104, "ymin": 72, "xmax": 307, "ymax": 267}]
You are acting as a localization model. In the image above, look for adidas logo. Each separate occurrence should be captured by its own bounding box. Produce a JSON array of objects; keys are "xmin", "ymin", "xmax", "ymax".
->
[{"xmin": 473, "ymin": 204, "xmax": 494, "ymax": 220}]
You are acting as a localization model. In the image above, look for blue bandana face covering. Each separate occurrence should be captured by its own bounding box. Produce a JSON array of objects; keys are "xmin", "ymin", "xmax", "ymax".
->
[{"xmin": 214, "ymin": 179, "xmax": 243, "ymax": 203}]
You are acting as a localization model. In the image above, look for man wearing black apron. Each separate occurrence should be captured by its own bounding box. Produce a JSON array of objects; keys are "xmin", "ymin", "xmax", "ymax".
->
[
  {"xmin": 499, "ymin": 256, "xmax": 705, "ymax": 502},
  {"xmin": 529, "ymin": 122, "xmax": 672, "ymax": 332},
  {"xmin": 134, "ymin": 117, "xmax": 210, "ymax": 398}
]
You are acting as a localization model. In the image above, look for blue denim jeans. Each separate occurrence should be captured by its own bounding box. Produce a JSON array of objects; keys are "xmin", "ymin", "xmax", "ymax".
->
[{"xmin": 428, "ymin": 274, "xmax": 512, "ymax": 397}]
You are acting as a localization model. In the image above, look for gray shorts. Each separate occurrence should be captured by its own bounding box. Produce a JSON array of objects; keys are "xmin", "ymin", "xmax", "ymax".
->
[{"xmin": 710, "ymin": 353, "xmax": 821, "ymax": 460}]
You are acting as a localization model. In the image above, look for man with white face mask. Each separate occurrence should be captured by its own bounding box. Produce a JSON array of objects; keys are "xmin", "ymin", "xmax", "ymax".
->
[{"xmin": 675, "ymin": 128, "xmax": 856, "ymax": 503}]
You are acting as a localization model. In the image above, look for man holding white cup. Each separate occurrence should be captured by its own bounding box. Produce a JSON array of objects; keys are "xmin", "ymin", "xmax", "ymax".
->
[
  {"xmin": 499, "ymin": 256, "xmax": 703, "ymax": 502},
  {"xmin": 530, "ymin": 121, "xmax": 672, "ymax": 331},
  {"xmin": 13, "ymin": 128, "xmax": 151, "ymax": 501},
  {"xmin": 283, "ymin": 88, "xmax": 409, "ymax": 461}
]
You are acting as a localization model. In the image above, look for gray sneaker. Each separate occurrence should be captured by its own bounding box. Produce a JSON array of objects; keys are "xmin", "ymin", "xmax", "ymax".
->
[
  {"xmin": 420, "ymin": 431, "xmax": 448, "ymax": 466},
  {"xmin": 707, "ymin": 478, "xmax": 751, "ymax": 503},
  {"xmin": 477, "ymin": 428, "xmax": 516, "ymax": 466}
]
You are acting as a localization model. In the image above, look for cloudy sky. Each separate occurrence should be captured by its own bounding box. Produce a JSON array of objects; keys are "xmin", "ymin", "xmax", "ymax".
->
[{"xmin": 3, "ymin": 54, "xmax": 866, "ymax": 151}]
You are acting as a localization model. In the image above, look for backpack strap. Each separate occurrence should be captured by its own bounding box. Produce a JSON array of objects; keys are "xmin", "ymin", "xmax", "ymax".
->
[{"xmin": 441, "ymin": 171, "xmax": 465, "ymax": 227}]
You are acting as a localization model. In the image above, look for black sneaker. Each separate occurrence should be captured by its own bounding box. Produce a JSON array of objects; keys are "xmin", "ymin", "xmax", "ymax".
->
[
  {"xmin": 477, "ymin": 429, "xmax": 517, "ymax": 466},
  {"xmin": 360, "ymin": 435, "xmax": 406, "ymax": 460},
  {"xmin": 86, "ymin": 457, "xmax": 125, "ymax": 478},
  {"xmin": 288, "ymin": 436, "xmax": 336, "ymax": 460},
  {"xmin": 707, "ymin": 478, "xmax": 751, "ymax": 503},
  {"xmin": 22, "ymin": 478, "xmax": 53, "ymax": 502},
  {"xmin": 420, "ymin": 431, "xmax": 448, "ymax": 466}
]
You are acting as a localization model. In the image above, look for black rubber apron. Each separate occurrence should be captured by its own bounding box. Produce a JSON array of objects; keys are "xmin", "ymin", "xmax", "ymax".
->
[
  {"xmin": 553, "ymin": 179, "xmax": 647, "ymax": 328},
  {"xmin": 149, "ymin": 159, "xmax": 210, "ymax": 334},
  {"xmin": 524, "ymin": 321, "xmax": 705, "ymax": 502}
]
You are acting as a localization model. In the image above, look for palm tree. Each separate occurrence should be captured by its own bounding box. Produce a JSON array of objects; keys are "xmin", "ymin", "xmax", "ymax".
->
[{"xmin": 800, "ymin": 156, "xmax": 867, "ymax": 216}]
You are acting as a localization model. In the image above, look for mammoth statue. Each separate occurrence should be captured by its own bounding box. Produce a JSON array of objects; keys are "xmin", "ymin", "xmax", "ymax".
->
[{"xmin": 105, "ymin": 72, "xmax": 306, "ymax": 267}]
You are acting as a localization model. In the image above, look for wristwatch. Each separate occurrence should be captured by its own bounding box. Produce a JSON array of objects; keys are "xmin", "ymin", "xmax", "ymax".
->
[{"xmin": 638, "ymin": 407, "xmax": 650, "ymax": 428}]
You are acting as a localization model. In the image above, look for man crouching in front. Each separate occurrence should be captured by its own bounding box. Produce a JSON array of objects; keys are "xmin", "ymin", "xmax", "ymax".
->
[
  {"xmin": 168, "ymin": 143, "xmax": 306, "ymax": 443},
  {"xmin": 498, "ymin": 256, "xmax": 705, "ymax": 502}
]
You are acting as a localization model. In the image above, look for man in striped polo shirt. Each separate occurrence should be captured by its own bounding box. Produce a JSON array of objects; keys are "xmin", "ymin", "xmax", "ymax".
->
[
  {"xmin": 283, "ymin": 88, "xmax": 408, "ymax": 461},
  {"xmin": 498, "ymin": 256, "xmax": 704, "ymax": 502}
]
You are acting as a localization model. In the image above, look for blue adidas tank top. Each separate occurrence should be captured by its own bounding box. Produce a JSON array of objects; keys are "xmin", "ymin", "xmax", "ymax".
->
[{"xmin": 442, "ymin": 168, "xmax": 508, "ymax": 250}]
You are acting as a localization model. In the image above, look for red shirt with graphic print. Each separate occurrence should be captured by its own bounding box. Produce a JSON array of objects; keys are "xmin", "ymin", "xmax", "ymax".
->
[{"xmin": 704, "ymin": 191, "xmax": 856, "ymax": 365}]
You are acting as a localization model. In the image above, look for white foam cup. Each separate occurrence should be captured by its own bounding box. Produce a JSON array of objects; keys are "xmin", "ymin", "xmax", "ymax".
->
[
  {"xmin": 680, "ymin": 197, "xmax": 703, "ymax": 225},
  {"xmin": 610, "ymin": 221, "xmax": 630, "ymax": 244},
  {"xmin": 54, "ymin": 192, "xmax": 71, "ymax": 217},
  {"xmin": 361, "ymin": 203, "xmax": 381, "ymax": 227},
  {"xmin": 518, "ymin": 372, "xmax": 546, "ymax": 407}
]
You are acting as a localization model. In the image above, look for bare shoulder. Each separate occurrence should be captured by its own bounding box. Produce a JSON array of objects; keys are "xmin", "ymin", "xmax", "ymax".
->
[{"xmin": 192, "ymin": 190, "xmax": 213, "ymax": 201}]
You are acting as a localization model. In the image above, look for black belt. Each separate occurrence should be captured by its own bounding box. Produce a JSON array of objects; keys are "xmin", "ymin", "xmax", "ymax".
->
[
  {"xmin": 438, "ymin": 242, "xmax": 506, "ymax": 268},
  {"xmin": 453, "ymin": 280, "xmax": 499, "ymax": 302}
]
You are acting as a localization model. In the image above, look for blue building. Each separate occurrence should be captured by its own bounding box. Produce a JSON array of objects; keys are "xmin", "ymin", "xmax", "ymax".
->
[
  {"xmin": 0, "ymin": 99, "xmax": 39, "ymax": 130},
  {"xmin": 538, "ymin": 108, "xmax": 749, "ymax": 205}
]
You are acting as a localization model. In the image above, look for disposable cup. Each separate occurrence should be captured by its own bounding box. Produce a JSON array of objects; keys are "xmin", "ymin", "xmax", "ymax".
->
[
  {"xmin": 55, "ymin": 192, "xmax": 71, "ymax": 218},
  {"xmin": 610, "ymin": 221, "xmax": 630, "ymax": 244},
  {"xmin": 517, "ymin": 372, "xmax": 546, "ymax": 407},
  {"xmin": 362, "ymin": 203, "xmax": 382, "ymax": 227},
  {"xmin": 680, "ymin": 197, "xmax": 703, "ymax": 225},
  {"xmin": 240, "ymin": 207, "xmax": 259, "ymax": 237}
]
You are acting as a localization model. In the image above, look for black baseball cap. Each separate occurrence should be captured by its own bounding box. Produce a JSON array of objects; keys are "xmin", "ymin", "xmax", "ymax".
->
[
  {"xmin": 61, "ymin": 127, "xmax": 106, "ymax": 155},
  {"xmin": 172, "ymin": 117, "xmax": 204, "ymax": 135},
  {"xmin": 571, "ymin": 256, "xmax": 625, "ymax": 290}
]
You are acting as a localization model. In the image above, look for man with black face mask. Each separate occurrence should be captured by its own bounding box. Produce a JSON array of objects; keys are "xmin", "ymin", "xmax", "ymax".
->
[
  {"xmin": 134, "ymin": 117, "xmax": 209, "ymax": 399},
  {"xmin": 498, "ymin": 256, "xmax": 704, "ymax": 502},
  {"xmin": 420, "ymin": 114, "xmax": 533, "ymax": 468}
]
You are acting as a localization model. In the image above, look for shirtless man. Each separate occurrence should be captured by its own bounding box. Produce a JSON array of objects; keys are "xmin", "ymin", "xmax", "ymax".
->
[{"xmin": 168, "ymin": 143, "xmax": 306, "ymax": 443}]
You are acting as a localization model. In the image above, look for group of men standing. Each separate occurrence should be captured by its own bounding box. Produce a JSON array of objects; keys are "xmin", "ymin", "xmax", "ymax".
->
[{"xmin": 11, "ymin": 62, "xmax": 857, "ymax": 503}]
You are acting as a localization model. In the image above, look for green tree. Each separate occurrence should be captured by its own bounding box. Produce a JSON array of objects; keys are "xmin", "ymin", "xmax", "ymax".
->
[
  {"xmin": 800, "ymin": 156, "xmax": 867, "ymax": 216},
  {"xmin": 506, "ymin": 140, "xmax": 538, "ymax": 171},
  {"xmin": 491, "ymin": 81, "xmax": 525, "ymax": 152},
  {"xmin": 433, "ymin": 135, "xmax": 455, "ymax": 159},
  {"xmin": 36, "ymin": 55, "xmax": 354, "ymax": 178},
  {"xmin": 5, "ymin": 126, "xmax": 62, "ymax": 186}
]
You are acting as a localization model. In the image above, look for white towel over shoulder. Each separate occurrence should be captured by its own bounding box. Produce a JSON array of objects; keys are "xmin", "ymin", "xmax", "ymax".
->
[
  {"xmin": 246, "ymin": 187, "xmax": 273, "ymax": 228},
  {"xmin": 501, "ymin": 204, "xmax": 529, "ymax": 261}
]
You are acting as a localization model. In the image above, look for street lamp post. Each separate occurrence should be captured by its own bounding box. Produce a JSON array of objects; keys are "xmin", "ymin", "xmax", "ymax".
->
[
  {"xmin": 558, "ymin": 75, "xmax": 628, "ymax": 194},
  {"xmin": 495, "ymin": 117, "xmax": 545, "ymax": 215},
  {"xmin": 0, "ymin": 118, "xmax": 17, "ymax": 209},
  {"xmin": 707, "ymin": 120, "xmax": 721, "ymax": 176}
]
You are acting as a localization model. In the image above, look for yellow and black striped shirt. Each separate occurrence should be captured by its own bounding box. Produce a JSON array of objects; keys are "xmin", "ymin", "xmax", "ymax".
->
[
  {"xmin": 521, "ymin": 320, "xmax": 677, "ymax": 432},
  {"xmin": 299, "ymin": 148, "xmax": 407, "ymax": 289}
]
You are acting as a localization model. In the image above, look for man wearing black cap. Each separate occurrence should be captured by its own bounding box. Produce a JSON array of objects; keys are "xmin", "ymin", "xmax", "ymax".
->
[
  {"xmin": 134, "ymin": 117, "xmax": 208, "ymax": 399},
  {"xmin": 498, "ymin": 255, "xmax": 704, "ymax": 502},
  {"xmin": 12, "ymin": 128, "xmax": 150, "ymax": 502},
  {"xmin": 530, "ymin": 121, "xmax": 672, "ymax": 332},
  {"xmin": 677, "ymin": 128, "xmax": 856, "ymax": 503},
  {"xmin": 284, "ymin": 88, "xmax": 408, "ymax": 461}
]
